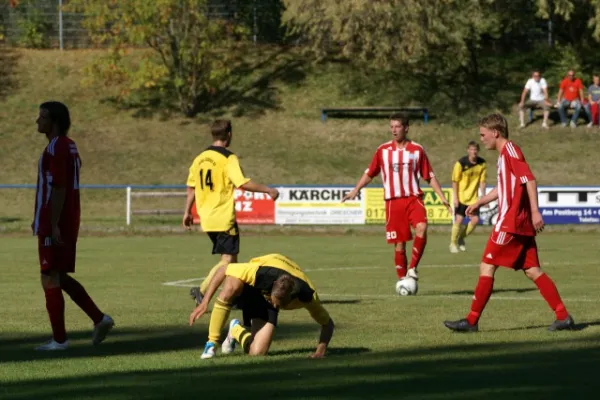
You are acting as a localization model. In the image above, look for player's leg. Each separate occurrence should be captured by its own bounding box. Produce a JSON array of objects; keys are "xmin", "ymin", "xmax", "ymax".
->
[
  {"xmin": 521, "ymin": 238, "xmax": 574, "ymax": 331},
  {"xmin": 202, "ymin": 275, "xmax": 243, "ymax": 359},
  {"xmin": 36, "ymin": 237, "xmax": 68, "ymax": 350},
  {"xmin": 394, "ymin": 242, "xmax": 407, "ymax": 279},
  {"xmin": 386, "ymin": 199, "xmax": 410, "ymax": 280},
  {"xmin": 450, "ymin": 208, "xmax": 464, "ymax": 253},
  {"xmin": 460, "ymin": 214, "xmax": 479, "ymax": 251},
  {"xmin": 444, "ymin": 231, "xmax": 513, "ymax": 332},
  {"xmin": 192, "ymin": 228, "xmax": 240, "ymax": 305},
  {"xmin": 407, "ymin": 197, "xmax": 428, "ymax": 276}
]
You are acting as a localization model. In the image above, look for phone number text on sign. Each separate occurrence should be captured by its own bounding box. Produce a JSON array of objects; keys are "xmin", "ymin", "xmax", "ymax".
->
[{"xmin": 365, "ymin": 188, "xmax": 453, "ymax": 225}]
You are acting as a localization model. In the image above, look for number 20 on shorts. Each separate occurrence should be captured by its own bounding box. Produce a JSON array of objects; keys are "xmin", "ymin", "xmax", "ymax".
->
[{"xmin": 386, "ymin": 231, "xmax": 397, "ymax": 240}]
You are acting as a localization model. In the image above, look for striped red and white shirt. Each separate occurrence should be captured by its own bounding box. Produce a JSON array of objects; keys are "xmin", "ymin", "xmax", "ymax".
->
[
  {"xmin": 33, "ymin": 136, "xmax": 81, "ymax": 240},
  {"xmin": 494, "ymin": 141, "xmax": 536, "ymax": 236},
  {"xmin": 366, "ymin": 140, "xmax": 435, "ymax": 200}
]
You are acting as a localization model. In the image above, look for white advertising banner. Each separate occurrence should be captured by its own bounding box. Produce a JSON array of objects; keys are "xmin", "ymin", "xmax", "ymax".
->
[{"xmin": 275, "ymin": 186, "xmax": 365, "ymax": 225}]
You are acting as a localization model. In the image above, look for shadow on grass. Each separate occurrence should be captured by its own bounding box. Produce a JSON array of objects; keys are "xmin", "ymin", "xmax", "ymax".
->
[
  {"xmin": 0, "ymin": 323, "xmax": 320, "ymax": 364},
  {"xmin": 0, "ymin": 217, "xmax": 22, "ymax": 223},
  {"xmin": 486, "ymin": 320, "xmax": 600, "ymax": 333},
  {"xmin": 320, "ymin": 299, "xmax": 362, "ymax": 305},
  {"xmin": 0, "ymin": 46, "xmax": 20, "ymax": 99},
  {"xmin": 2, "ymin": 337, "xmax": 600, "ymax": 399}
]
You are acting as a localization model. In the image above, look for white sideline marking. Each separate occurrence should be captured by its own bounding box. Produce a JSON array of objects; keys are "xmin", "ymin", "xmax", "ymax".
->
[
  {"xmin": 162, "ymin": 260, "xmax": 597, "ymax": 288},
  {"xmin": 162, "ymin": 277, "xmax": 205, "ymax": 288}
]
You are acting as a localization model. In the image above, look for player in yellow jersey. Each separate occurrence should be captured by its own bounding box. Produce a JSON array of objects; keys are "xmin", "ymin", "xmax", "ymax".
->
[
  {"xmin": 183, "ymin": 120, "xmax": 279, "ymax": 305},
  {"xmin": 450, "ymin": 141, "xmax": 487, "ymax": 253},
  {"xmin": 189, "ymin": 253, "xmax": 335, "ymax": 360}
]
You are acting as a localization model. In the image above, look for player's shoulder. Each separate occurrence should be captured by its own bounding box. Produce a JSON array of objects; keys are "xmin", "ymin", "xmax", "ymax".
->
[
  {"xmin": 503, "ymin": 141, "xmax": 525, "ymax": 160},
  {"xmin": 407, "ymin": 140, "xmax": 427, "ymax": 154},
  {"xmin": 457, "ymin": 155, "xmax": 470, "ymax": 167},
  {"xmin": 376, "ymin": 141, "xmax": 394, "ymax": 151},
  {"xmin": 204, "ymin": 145, "xmax": 234, "ymax": 158},
  {"xmin": 46, "ymin": 135, "xmax": 75, "ymax": 156}
]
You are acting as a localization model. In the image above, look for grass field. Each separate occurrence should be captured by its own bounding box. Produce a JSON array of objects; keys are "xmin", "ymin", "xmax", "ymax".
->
[{"xmin": 2, "ymin": 232, "xmax": 600, "ymax": 399}]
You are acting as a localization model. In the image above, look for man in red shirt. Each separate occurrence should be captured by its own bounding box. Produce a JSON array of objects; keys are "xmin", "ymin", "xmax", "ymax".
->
[
  {"xmin": 556, "ymin": 70, "xmax": 585, "ymax": 128},
  {"xmin": 444, "ymin": 113, "xmax": 574, "ymax": 332},
  {"xmin": 33, "ymin": 101, "xmax": 114, "ymax": 350},
  {"xmin": 342, "ymin": 113, "xmax": 451, "ymax": 289}
]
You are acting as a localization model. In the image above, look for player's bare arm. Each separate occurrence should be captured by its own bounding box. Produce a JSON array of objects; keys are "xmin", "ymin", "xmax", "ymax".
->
[
  {"xmin": 466, "ymin": 187, "xmax": 498, "ymax": 216},
  {"xmin": 310, "ymin": 318, "xmax": 335, "ymax": 359},
  {"xmin": 342, "ymin": 173, "xmax": 373, "ymax": 202},
  {"xmin": 427, "ymin": 176, "xmax": 451, "ymax": 213},
  {"xmin": 519, "ymin": 87, "xmax": 528, "ymax": 107},
  {"xmin": 525, "ymin": 179, "xmax": 544, "ymax": 233},
  {"xmin": 182, "ymin": 186, "xmax": 195, "ymax": 229},
  {"xmin": 451, "ymin": 180, "xmax": 459, "ymax": 208},
  {"xmin": 189, "ymin": 265, "xmax": 232, "ymax": 325},
  {"xmin": 50, "ymin": 184, "xmax": 66, "ymax": 244},
  {"xmin": 240, "ymin": 180, "xmax": 280, "ymax": 201}
]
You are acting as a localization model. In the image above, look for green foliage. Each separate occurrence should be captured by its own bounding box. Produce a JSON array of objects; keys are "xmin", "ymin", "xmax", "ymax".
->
[
  {"xmin": 12, "ymin": 0, "xmax": 52, "ymax": 48},
  {"xmin": 68, "ymin": 0, "xmax": 249, "ymax": 117}
]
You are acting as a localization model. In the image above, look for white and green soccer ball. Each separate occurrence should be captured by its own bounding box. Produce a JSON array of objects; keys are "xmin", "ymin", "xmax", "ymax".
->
[{"xmin": 395, "ymin": 277, "xmax": 418, "ymax": 296}]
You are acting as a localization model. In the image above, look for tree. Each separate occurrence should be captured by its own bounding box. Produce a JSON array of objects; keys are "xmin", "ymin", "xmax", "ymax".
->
[{"xmin": 68, "ymin": 0, "xmax": 248, "ymax": 117}]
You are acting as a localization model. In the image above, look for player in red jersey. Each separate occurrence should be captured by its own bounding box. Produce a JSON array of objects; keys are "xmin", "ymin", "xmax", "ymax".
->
[
  {"xmin": 444, "ymin": 113, "xmax": 574, "ymax": 332},
  {"xmin": 33, "ymin": 101, "xmax": 114, "ymax": 351},
  {"xmin": 342, "ymin": 113, "xmax": 451, "ymax": 289}
]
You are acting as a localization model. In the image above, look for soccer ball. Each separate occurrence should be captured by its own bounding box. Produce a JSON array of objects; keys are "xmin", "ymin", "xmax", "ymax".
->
[{"xmin": 395, "ymin": 277, "xmax": 418, "ymax": 296}]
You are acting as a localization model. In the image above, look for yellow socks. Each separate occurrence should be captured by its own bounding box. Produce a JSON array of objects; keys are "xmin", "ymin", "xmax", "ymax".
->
[
  {"xmin": 451, "ymin": 223, "xmax": 462, "ymax": 245},
  {"xmin": 465, "ymin": 223, "xmax": 476, "ymax": 237},
  {"xmin": 231, "ymin": 324, "xmax": 253, "ymax": 353},
  {"xmin": 208, "ymin": 298, "xmax": 231, "ymax": 343}
]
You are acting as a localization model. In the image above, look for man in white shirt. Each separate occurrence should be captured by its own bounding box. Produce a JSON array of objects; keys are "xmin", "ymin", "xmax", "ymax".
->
[{"xmin": 519, "ymin": 70, "xmax": 551, "ymax": 129}]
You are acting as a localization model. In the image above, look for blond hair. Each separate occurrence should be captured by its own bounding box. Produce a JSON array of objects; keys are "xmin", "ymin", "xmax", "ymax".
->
[{"xmin": 478, "ymin": 113, "xmax": 509, "ymax": 138}]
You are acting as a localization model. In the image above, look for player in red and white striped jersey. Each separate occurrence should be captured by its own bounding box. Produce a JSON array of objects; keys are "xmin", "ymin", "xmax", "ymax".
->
[
  {"xmin": 342, "ymin": 113, "xmax": 451, "ymax": 289},
  {"xmin": 33, "ymin": 102, "xmax": 114, "ymax": 351},
  {"xmin": 444, "ymin": 113, "xmax": 574, "ymax": 332}
]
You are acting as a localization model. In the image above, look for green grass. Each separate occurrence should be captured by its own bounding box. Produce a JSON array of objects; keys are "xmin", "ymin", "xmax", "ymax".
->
[
  {"xmin": 1, "ymin": 48, "xmax": 600, "ymax": 230},
  {"xmin": 1, "ymin": 233, "xmax": 600, "ymax": 399}
]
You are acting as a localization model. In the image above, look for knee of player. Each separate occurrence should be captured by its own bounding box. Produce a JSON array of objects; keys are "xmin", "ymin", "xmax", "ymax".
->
[
  {"xmin": 415, "ymin": 222, "xmax": 427, "ymax": 235},
  {"xmin": 40, "ymin": 271, "xmax": 60, "ymax": 288},
  {"xmin": 524, "ymin": 267, "xmax": 542, "ymax": 280},
  {"xmin": 248, "ymin": 345, "xmax": 269, "ymax": 356}
]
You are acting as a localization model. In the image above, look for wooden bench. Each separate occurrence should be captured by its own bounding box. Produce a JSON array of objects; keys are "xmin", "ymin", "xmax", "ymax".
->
[{"xmin": 320, "ymin": 107, "xmax": 429, "ymax": 124}]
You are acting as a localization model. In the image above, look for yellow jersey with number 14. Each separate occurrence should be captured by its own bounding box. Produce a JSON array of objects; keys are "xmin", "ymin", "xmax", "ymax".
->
[{"xmin": 186, "ymin": 146, "xmax": 250, "ymax": 232}]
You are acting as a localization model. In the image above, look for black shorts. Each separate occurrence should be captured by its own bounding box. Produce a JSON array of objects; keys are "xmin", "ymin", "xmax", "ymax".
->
[
  {"xmin": 206, "ymin": 223, "xmax": 240, "ymax": 255},
  {"xmin": 455, "ymin": 203, "xmax": 479, "ymax": 218},
  {"xmin": 236, "ymin": 284, "xmax": 278, "ymax": 327}
]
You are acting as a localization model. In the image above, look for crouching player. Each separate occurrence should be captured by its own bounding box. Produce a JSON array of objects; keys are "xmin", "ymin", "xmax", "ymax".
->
[{"xmin": 189, "ymin": 253, "xmax": 334, "ymax": 359}]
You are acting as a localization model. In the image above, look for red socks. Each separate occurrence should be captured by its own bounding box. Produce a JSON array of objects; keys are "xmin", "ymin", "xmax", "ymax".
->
[
  {"xmin": 394, "ymin": 250, "xmax": 407, "ymax": 279},
  {"xmin": 534, "ymin": 273, "xmax": 569, "ymax": 320},
  {"xmin": 61, "ymin": 274, "xmax": 104, "ymax": 325},
  {"xmin": 466, "ymin": 276, "xmax": 494, "ymax": 325},
  {"xmin": 409, "ymin": 235, "xmax": 427, "ymax": 270},
  {"xmin": 44, "ymin": 287, "xmax": 66, "ymax": 343}
]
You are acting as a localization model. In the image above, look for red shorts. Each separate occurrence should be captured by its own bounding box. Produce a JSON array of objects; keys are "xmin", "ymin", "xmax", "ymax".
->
[
  {"xmin": 38, "ymin": 236, "xmax": 77, "ymax": 274},
  {"xmin": 385, "ymin": 196, "xmax": 428, "ymax": 243},
  {"xmin": 482, "ymin": 231, "xmax": 539, "ymax": 270}
]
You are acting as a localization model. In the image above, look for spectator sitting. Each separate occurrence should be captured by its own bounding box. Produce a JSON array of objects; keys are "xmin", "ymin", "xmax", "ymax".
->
[
  {"xmin": 518, "ymin": 70, "xmax": 551, "ymax": 129},
  {"xmin": 556, "ymin": 70, "xmax": 585, "ymax": 128},
  {"xmin": 584, "ymin": 75, "xmax": 600, "ymax": 128}
]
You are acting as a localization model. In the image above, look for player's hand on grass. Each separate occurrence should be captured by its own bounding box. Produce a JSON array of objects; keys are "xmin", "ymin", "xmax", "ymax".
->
[
  {"xmin": 532, "ymin": 210, "xmax": 544, "ymax": 233},
  {"xmin": 268, "ymin": 188, "xmax": 280, "ymax": 201},
  {"xmin": 189, "ymin": 302, "xmax": 208, "ymax": 326},
  {"xmin": 341, "ymin": 189, "xmax": 358, "ymax": 203},
  {"xmin": 182, "ymin": 212, "xmax": 193, "ymax": 229}
]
